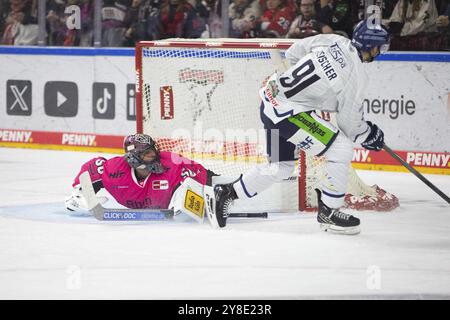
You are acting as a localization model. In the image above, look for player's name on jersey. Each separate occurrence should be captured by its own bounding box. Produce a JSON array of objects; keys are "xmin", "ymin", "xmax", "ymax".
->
[{"xmin": 315, "ymin": 51, "xmax": 337, "ymax": 81}]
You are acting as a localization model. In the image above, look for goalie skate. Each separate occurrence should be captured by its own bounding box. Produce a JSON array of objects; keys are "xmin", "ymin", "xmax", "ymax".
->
[{"xmin": 316, "ymin": 189, "xmax": 361, "ymax": 235}]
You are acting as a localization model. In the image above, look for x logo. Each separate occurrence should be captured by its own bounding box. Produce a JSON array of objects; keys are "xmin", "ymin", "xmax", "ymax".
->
[
  {"xmin": 10, "ymin": 85, "xmax": 29, "ymax": 111},
  {"xmin": 7, "ymin": 80, "xmax": 32, "ymax": 116}
]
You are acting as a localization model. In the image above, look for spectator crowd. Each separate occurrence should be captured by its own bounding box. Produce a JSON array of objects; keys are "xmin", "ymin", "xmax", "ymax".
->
[{"xmin": 1, "ymin": 0, "xmax": 449, "ymax": 50}]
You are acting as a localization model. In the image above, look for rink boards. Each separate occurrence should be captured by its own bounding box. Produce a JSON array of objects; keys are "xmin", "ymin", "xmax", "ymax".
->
[{"xmin": 0, "ymin": 46, "xmax": 449, "ymax": 175}]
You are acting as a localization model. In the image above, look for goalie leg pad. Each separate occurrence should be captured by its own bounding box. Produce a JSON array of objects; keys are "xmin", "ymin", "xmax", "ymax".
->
[{"xmin": 169, "ymin": 178, "xmax": 216, "ymax": 225}]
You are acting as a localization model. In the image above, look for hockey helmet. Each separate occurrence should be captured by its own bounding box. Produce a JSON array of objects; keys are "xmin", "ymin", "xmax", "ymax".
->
[
  {"xmin": 123, "ymin": 134, "xmax": 164, "ymax": 174},
  {"xmin": 351, "ymin": 19, "xmax": 390, "ymax": 56}
]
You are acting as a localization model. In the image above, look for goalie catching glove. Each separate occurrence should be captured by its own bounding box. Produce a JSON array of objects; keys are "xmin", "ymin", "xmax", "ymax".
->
[
  {"xmin": 361, "ymin": 121, "xmax": 384, "ymax": 151},
  {"xmin": 65, "ymin": 184, "xmax": 108, "ymax": 216},
  {"xmin": 65, "ymin": 184, "xmax": 89, "ymax": 214}
]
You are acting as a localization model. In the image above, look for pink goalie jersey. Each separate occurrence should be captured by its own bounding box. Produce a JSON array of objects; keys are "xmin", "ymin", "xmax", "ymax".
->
[{"xmin": 72, "ymin": 151, "xmax": 209, "ymax": 209}]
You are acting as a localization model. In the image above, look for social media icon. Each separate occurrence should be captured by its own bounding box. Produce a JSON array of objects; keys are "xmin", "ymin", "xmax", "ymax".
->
[
  {"xmin": 93, "ymin": 83, "xmax": 115, "ymax": 119},
  {"xmin": 44, "ymin": 81, "xmax": 78, "ymax": 117},
  {"xmin": 7, "ymin": 80, "xmax": 32, "ymax": 116},
  {"xmin": 127, "ymin": 84, "xmax": 136, "ymax": 121}
]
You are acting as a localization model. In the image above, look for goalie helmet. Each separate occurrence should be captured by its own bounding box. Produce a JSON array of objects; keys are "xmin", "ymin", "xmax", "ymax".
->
[
  {"xmin": 351, "ymin": 19, "xmax": 390, "ymax": 58},
  {"xmin": 123, "ymin": 134, "xmax": 164, "ymax": 174}
]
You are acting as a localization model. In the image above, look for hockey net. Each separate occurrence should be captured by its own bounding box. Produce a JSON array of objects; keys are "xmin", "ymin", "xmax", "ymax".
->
[{"xmin": 136, "ymin": 39, "xmax": 399, "ymax": 213}]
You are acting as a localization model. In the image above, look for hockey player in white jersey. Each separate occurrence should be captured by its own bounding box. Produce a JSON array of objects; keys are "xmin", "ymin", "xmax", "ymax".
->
[{"xmin": 212, "ymin": 20, "xmax": 390, "ymax": 234}]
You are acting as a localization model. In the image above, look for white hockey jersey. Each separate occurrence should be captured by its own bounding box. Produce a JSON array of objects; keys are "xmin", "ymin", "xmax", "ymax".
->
[{"xmin": 260, "ymin": 34, "xmax": 371, "ymax": 143}]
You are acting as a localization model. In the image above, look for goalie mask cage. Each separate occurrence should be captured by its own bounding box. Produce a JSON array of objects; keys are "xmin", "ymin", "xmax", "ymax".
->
[{"xmin": 136, "ymin": 39, "xmax": 398, "ymax": 213}]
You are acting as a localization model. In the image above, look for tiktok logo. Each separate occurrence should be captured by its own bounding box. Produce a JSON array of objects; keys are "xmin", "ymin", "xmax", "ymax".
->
[
  {"xmin": 92, "ymin": 83, "xmax": 115, "ymax": 119},
  {"xmin": 96, "ymin": 88, "xmax": 111, "ymax": 113}
]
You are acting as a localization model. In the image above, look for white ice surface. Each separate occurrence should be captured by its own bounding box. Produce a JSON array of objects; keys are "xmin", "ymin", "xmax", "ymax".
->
[{"xmin": 0, "ymin": 147, "xmax": 449, "ymax": 299}]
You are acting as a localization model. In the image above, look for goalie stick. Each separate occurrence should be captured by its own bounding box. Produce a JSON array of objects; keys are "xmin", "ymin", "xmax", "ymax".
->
[
  {"xmin": 79, "ymin": 172, "xmax": 268, "ymax": 221},
  {"xmin": 228, "ymin": 212, "xmax": 268, "ymax": 218},
  {"xmin": 79, "ymin": 172, "xmax": 174, "ymax": 221},
  {"xmin": 383, "ymin": 144, "xmax": 450, "ymax": 205}
]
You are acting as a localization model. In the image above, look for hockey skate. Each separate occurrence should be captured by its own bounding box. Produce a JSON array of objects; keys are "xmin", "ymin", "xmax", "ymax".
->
[
  {"xmin": 316, "ymin": 189, "xmax": 361, "ymax": 235},
  {"xmin": 212, "ymin": 183, "xmax": 238, "ymax": 228}
]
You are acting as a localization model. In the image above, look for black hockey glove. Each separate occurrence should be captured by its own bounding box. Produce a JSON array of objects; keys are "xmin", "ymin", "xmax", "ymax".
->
[{"xmin": 361, "ymin": 121, "xmax": 384, "ymax": 151}]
